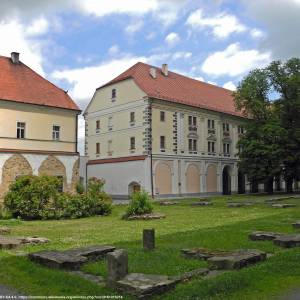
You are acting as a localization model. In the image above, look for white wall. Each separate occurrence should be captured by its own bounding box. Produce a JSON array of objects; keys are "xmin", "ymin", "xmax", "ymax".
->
[{"xmin": 87, "ymin": 158, "xmax": 151, "ymax": 196}]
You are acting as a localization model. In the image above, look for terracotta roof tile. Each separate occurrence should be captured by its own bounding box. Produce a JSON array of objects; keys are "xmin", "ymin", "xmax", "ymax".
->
[
  {"xmin": 100, "ymin": 62, "xmax": 243, "ymax": 118},
  {"xmin": 0, "ymin": 55, "xmax": 80, "ymax": 111}
]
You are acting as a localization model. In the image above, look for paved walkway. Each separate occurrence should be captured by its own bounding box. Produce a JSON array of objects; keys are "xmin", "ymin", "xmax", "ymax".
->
[
  {"xmin": 0, "ymin": 284, "xmax": 21, "ymax": 297},
  {"xmin": 280, "ymin": 288, "xmax": 300, "ymax": 300}
]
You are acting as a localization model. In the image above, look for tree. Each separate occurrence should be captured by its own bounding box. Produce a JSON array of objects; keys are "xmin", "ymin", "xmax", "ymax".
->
[
  {"xmin": 267, "ymin": 59, "xmax": 300, "ymax": 192},
  {"xmin": 234, "ymin": 58, "xmax": 300, "ymax": 194}
]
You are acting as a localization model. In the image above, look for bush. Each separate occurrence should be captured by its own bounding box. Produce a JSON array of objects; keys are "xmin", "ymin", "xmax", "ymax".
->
[
  {"xmin": 4, "ymin": 175, "xmax": 112, "ymax": 220},
  {"xmin": 76, "ymin": 182, "xmax": 85, "ymax": 194},
  {"xmin": 0, "ymin": 205, "xmax": 12, "ymax": 220},
  {"xmin": 124, "ymin": 190, "xmax": 153, "ymax": 219},
  {"xmin": 87, "ymin": 177, "xmax": 112, "ymax": 216},
  {"xmin": 4, "ymin": 176, "xmax": 62, "ymax": 220}
]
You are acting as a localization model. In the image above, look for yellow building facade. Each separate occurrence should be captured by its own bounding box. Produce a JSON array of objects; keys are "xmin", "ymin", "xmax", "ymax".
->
[
  {"xmin": 85, "ymin": 62, "xmax": 248, "ymax": 199},
  {"xmin": 0, "ymin": 53, "xmax": 80, "ymax": 200}
]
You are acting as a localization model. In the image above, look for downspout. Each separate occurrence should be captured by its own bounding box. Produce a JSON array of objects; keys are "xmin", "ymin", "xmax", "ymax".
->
[{"xmin": 149, "ymin": 99, "xmax": 154, "ymax": 198}]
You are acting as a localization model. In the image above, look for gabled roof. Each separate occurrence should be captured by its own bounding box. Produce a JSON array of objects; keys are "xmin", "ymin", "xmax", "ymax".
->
[
  {"xmin": 99, "ymin": 62, "xmax": 244, "ymax": 118},
  {"xmin": 0, "ymin": 55, "xmax": 80, "ymax": 111}
]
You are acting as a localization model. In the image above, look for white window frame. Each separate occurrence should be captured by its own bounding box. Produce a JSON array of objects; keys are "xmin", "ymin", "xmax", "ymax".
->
[
  {"xmin": 52, "ymin": 125, "xmax": 60, "ymax": 141},
  {"xmin": 16, "ymin": 121, "xmax": 26, "ymax": 139}
]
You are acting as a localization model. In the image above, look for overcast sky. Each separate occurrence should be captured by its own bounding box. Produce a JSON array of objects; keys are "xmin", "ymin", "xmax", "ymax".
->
[{"xmin": 0, "ymin": 0, "xmax": 299, "ymax": 154}]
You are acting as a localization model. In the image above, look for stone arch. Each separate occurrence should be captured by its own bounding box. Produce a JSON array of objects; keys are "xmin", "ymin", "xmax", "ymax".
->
[
  {"xmin": 38, "ymin": 155, "xmax": 66, "ymax": 191},
  {"xmin": 222, "ymin": 165, "xmax": 232, "ymax": 195},
  {"xmin": 206, "ymin": 164, "xmax": 218, "ymax": 193},
  {"xmin": 1, "ymin": 154, "xmax": 33, "ymax": 197},
  {"xmin": 154, "ymin": 162, "xmax": 172, "ymax": 195},
  {"xmin": 128, "ymin": 181, "xmax": 141, "ymax": 196},
  {"xmin": 186, "ymin": 164, "xmax": 200, "ymax": 194}
]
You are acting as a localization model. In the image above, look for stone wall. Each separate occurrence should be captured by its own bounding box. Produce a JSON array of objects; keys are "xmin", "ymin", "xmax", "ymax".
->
[{"xmin": 0, "ymin": 153, "xmax": 79, "ymax": 202}]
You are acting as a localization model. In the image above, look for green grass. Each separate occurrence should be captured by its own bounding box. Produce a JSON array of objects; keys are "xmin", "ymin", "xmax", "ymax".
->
[{"xmin": 0, "ymin": 194, "xmax": 300, "ymax": 299}]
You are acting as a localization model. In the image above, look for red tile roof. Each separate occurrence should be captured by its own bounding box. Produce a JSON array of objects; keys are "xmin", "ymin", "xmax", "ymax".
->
[
  {"xmin": 100, "ymin": 62, "xmax": 244, "ymax": 118},
  {"xmin": 0, "ymin": 55, "xmax": 80, "ymax": 111}
]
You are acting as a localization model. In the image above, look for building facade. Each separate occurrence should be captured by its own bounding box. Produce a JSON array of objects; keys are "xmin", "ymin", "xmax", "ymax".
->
[
  {"xmin": 84, "ymin": 62, "xmax": 248, "ymax": 199},
  {"xmin": 0, "ymin": 53, "xmax": 81, "ymax": 200}
]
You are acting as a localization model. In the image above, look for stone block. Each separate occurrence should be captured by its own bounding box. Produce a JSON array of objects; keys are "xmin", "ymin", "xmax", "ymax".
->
[
  {"xmin": 0, "ymin": 227, "xmax": 11, "ymax": 235},
  {"xmin": 249, "ymin": 231, "xmax": 282, "ymax": 241},
  {"xmin": 65, "ymin": 245, "xmax": 116, "ymax": 262},
  {"xmin": 181, "ymin": 248, "xmax": 228, "ymax": 260},
  {"xmin": 0, "ymin": 236, "xmax": 22, "ymax": 249},
  {"xmin": 273, "ymin": 234, "xmax": 300, "ymax": 248},
  {"xmin": 127, "ymin": 213, "xmax": 166, "ymax": 221},
  {"xmin": 107, "ymin": 249, "xmax": 128, "ymax": 284},
  {"xmin": 175, "ymin": 268, "xmax": 209, "ymax": 282},
  {"xmin": 207, "ymin": 249, "xmax": 266, "ymax": 270},
  {"xmin": 190, "ymin": 201, "xmax": 212, "ymax": 206},
  {"xmin": 159, "ymin": 201, "xmax": 178, "ymax": 206},
  {"xmin": 292, "ymin": 222, "xmax": 300, "ymax": 229},
  {"xmin": 227, "ymin": 202, "xmax": 254, "ymax": 208},
  {"xmin": 115, "ymin": 273, "xmax": 178, "ymax": 299},
  {"xmin": 271, "ymin": 204, "xmax": 296, "ymax": 208},
  {"xmin": 143, "ymin": 229, "xmax": 155, "ymax": 250},
  {"xmin": 29, "ymin": 251, "xmax": 87, "ymax": 270}
]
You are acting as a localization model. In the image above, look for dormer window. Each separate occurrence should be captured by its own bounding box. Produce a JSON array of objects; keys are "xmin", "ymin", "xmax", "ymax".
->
[{"xmin": 111, "ymin": 89, "xmax": 116, "ymax": 101}]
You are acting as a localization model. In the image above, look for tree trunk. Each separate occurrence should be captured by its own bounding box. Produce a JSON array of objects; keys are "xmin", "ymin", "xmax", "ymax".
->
[
  {"xmin": 286, "ymin": 177, "xmax": 294, "ymax": 193},
  {"xmin": 266, "ymin": 177, "xmax": 274, "ymax": 194}
]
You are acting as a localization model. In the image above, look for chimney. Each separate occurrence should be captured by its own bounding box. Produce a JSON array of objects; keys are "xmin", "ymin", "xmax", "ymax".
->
[
  {"xmin": 162, "ymin": 63, "xmax": 168, "ymax": 76},
  {"xmin": 149, "ymin": 67, "xmax": 157, "ymax": 79},
  {"xmin": 11, "ymin": 52, "xmax": 20, "ymax": 64}
]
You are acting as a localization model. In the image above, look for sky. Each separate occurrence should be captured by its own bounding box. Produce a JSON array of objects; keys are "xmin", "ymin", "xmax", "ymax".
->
[{"xmin": 0, "ymin": 0, "xmax": 299, "ymax": 154}]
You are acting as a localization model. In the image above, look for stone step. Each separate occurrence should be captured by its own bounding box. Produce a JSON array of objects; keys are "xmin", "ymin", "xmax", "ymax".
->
[
  {"xmin": 271, "ymin": 204, "xmax": 296, "ymax": 208},
  {"xmin": 115, "ymin": 273, "xmax": 178, "ymax": 299},
  {"xmin": 190, "ymin": 201, "xmax": 213, "ymax": 206},
  {"xmin": 249, "ymin": 231, "xmax": 282, "ymax": 241},
  {"xmin": 273, "ymin": 234, "xmax": 300, "ymax": 248},
  {"xmin": 29, "ymin": 245, "xmax": 116, "ymax": 270},
  {"xmin": 207, "ymin": 249, "xmax": 266, "ymax": 270},
  {"xmin": 29, "ymin": 251, "xmax": 87, "ymax": 270}
]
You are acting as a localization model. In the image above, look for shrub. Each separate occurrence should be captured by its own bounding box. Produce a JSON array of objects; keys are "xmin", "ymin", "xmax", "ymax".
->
[
  {"xmin": 0, "ymin": 205, "xmax": 12, "ymax": 220},
  {"xmin": 87, "ymin": 177, "xmax": 112, "ymax": 216},
  {"xmin": 124, "ymin": 190, "xmax": 153, "ymax": 219},
  {"xmin": 4, "ymin": 175, "xmax": 61, "ymax": 220},
  {"xmin": 76, "ymin": 182, "xmax": 85, "ymax": 194},
  {"xmin": 4, "ymin": 175, "xmax": 112, "ymax": 220}
]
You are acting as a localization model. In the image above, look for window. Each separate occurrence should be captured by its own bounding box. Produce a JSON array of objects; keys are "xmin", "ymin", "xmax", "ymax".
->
[
  {"xmin": 188, "ymin": 139, "xmax": 197, "ymax": 152},
  {"xmin": 108, "ymin": 116, "xmax": 113, "ymax": 131},
  {"xmin": 17, "ymin": 122, "xmax": 25, "ymax": 139},
  {"xmin": 238, "ymin": 125, "xmax": 244, "ymax": 134},
  {"xmin": 223, "ymin": 143, "xmax": 230, "ymax": 155},
  {"xmin": 96, "ymin": 142, "xmax": 100, "ymax": 154},
  {"xmin": 130, "ymin": 112, "xmax": 135, "ymax": 124},
  {"xmin": 96, "ymin": 120, "xmax": 100, "ymax": 130},
  {"xmin": 52, "ymin": 125, "xmax": 60, "ymax": 141},
  {"xmin": 208, "ymin": 141, "xmax": 215, "ymax": 153},
  {"xmin": 188, "ymin": 116, "xmax": 197, "ymax": 126},
  {"xmin": 208, "ymin": 119, "xmax": 215, "ymax": 129},
  {"xmin": 160, "ymin": 111, "xmax": 165, "ymax": 122},
  {"xmin": 160, "ymin": 136, "xmax": 166, "ymax": 150},
  {"xmin": 111, "ymin": 88, "xmax": 116, "ymax": 100},
  {"xmin": 130, "ymin": 137, "xmax": 135, "ymax": 150},
  {"xmin": 223, "ymin": 122, "xmax": 229, "ymax": 132}
]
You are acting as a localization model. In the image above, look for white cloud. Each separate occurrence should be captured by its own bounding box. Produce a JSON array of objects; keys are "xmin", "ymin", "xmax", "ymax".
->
[
  {"xmin": 108, "ymin": 45, "xmax": 120, "ymax": 56},
  {"xmin": 186, "ymin": 9, "xmax": 246, "ymax": 38},
  {"xmin": 26, "ymin": 16, "xmax": 49, "ymax": 36},
  {"xmin": 52, "ymin": 56, "xmax": 147, "ymax": 108},
  {"xmin": 250, "ymin": 28, "xmax": 264, "ymax": 39},
  {"xmin": 165, "ymin": 32, "xmax": 181, "ymax": 47},
  {"xmin": 125, "ymin": 19, "xmax": 144, "ymax": 34},
  {"xmin": 0, "ymin": 20, "xmax": 45, "ymax": 75},
  {"xmin": 202, "ymin": 43, "xmax": 271, "ymax": 77},
  {"xmin": 223, "ymin": 81, "xmax": 236, "ymax": 91},
  {"xmin": 172, "ymin": 52, "xmax": 192, "ymax": 60}
]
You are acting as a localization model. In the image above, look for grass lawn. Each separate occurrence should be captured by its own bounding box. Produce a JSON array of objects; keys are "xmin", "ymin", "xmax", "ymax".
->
[{"xmin": 1, "ymin": 194, "xmax": 300, "ymax": 299}]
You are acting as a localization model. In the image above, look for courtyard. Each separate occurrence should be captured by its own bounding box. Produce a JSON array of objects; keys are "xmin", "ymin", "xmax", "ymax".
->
[{"xmin": 0, "ymin": 194, "xmax": 300, "ymax": 299}]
